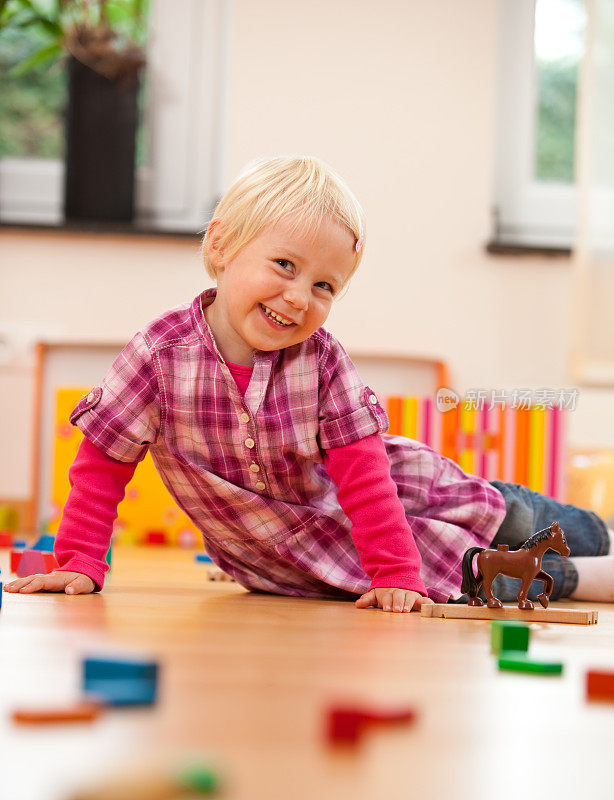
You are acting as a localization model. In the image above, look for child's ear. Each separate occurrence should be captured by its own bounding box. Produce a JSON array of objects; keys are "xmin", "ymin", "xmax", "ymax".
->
[{"xmin": 206, "ymin": 219, "xmax": 226, "ymax": 270}]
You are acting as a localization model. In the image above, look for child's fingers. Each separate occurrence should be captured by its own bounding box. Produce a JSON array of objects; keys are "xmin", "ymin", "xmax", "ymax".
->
[
  {"xmin": 4, "ymin": 577, "xmax": 35, "ymax": 592},
  {"xmin": 391, "ymin": 589, "xmax": 409, "ymax": 612},
  {"xmin": 65, "ymin": 574, "xmax": 95, "ymax": 595},
  {"xmin": 401, "ymin": 592, "xmax": 421, "ymax": 612},
  {"xmin": 5, "ymin": 574, "xmax": 48, "ymax": 593},
  {"xmin": 5, "ymin": 572, "xmax": 94, "ymax": 594},
  {"xmin": 379, "ymin": 590, "xmax": 395, "ymax": 612},
  {"xmin": 404, "ymin": 593, "xmax": 433, "ymax": 612},
  {"xmin": 355, "ymin": 589, "xmax": 378, "ymax": 608},
  {"xmin": 356, "ymin": 588, "xmax": 432, "ymax": 612}
]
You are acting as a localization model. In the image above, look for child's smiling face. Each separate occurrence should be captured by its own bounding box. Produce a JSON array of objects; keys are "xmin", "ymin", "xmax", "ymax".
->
[{"xmin": 205, "ymin": 216, "xmax": 357, "ymax": 365}]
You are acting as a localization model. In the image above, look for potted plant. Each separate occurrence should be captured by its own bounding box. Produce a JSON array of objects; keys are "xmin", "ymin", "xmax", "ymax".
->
[{"xmin": 0, "ymin": 0, "xmax": 148, "ymax": 223}]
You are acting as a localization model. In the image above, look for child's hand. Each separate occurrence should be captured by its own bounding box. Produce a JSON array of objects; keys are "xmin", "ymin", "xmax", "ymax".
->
[
  {"xmin": 4, "ymin": 570, "xmax": 95, "ymax": 595},
  {"xmin": 355, "ymin": 588, "xmax": 434, "ymax": 613}
]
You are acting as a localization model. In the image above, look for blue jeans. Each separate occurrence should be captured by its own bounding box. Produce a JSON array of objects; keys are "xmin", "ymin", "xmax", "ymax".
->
[{"xmin": 454, "ymin": 481, "xmax": 610, "ymax": 603}]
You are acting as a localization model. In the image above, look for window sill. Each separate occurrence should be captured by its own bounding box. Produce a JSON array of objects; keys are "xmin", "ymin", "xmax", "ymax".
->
[
  {"xmin": 486, "ymin": 240, "xmax": 572, "ymax": 258},
  {"xmin": 0, "ymin": 220, "xmax": 201, "ymax": 240}
]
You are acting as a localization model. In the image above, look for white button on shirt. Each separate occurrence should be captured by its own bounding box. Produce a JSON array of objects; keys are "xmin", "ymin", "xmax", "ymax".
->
[
  {"xmin": 255, "ymin": 481, "xmax": 266, "ymax": 491},
  {"xmin": 239, "ymin": 412, "xmax": 250, "ymax": 423},
  {"xmin": 245, "ymin": 438, "xmax": 255, "ymax": 449},
  {"xmin": 249, "ymin": 463, "xmax": 260, "ymax": 472},
  {"xmin": 369, "ymin": 394, "xmax": 378, "ymax": 405}
]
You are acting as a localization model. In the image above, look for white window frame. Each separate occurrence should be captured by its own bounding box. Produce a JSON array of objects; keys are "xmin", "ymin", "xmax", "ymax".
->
[
  {"xmin": 493, "ymin": 0, "xmax": 578, "ymax": 249},
  {"xmin": 0, "ymin": 0, "xmax": 230, "ymax": 232}
]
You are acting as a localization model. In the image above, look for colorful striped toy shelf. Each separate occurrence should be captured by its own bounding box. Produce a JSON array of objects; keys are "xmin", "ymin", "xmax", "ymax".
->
[{"xmin": 384, "ymin": 396, "xmax": 567, "ymax": 501}]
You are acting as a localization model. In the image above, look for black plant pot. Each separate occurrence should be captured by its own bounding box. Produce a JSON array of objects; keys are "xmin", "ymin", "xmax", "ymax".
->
[{"xmin": 64, "ymin": 57, "xmax": 139, "ymax": 222}]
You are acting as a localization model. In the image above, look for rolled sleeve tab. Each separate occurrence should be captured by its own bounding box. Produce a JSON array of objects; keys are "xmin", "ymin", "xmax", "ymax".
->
[
  {"xmin": 362, "ymin": 385, "xmax": 389, "ymax": 432},
  {"xmin": 68, "ymin": 331, "xmax": 161, "ymax": 463},
  {"xmin": 70, "ymin": 386, "xmax": 103, "ymax": 422},
  {"xmin": 319, "ymin": 385, "xmax": 389, "ymax": 451}
]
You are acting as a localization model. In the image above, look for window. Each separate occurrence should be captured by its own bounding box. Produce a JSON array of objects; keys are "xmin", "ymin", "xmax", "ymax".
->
[
  {"xmin": 0, "ymin": 24, "xmax": 66, "ymax": 159},
  {"xmin": 0, "ymin": 0, "xmax": 228, "ymax": 231},
  {"xmin": 493, "ymin": 0, "xmax": 586, "ymax": 249}
]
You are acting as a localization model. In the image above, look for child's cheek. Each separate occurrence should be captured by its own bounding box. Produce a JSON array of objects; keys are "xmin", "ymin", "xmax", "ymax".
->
[{"xmin": 316, "ymin": 298, "xmax": 334, "ymax": 324}]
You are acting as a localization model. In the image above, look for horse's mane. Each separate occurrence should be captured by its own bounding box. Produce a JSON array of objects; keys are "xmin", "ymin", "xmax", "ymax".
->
[{"xmin": 521, "ymin": 526, "xmax": 554, "ymax": 550}]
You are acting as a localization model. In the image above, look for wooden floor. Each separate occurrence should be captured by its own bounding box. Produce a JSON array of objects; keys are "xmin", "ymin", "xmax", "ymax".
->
[{"xmin": 2, "ymin": 545, "xmax": 614, "ymax": 800}]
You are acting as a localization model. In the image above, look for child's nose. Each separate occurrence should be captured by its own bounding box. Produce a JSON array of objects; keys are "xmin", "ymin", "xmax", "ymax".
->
[{"xmin": 283, "ymin": 287, "xmax": 309, "ymax": 312}]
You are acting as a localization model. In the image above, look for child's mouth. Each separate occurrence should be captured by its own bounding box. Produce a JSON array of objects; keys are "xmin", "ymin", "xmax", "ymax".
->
[{"xmin": 259, "ymin": 304, "xmax": 295, "ymax": 328}]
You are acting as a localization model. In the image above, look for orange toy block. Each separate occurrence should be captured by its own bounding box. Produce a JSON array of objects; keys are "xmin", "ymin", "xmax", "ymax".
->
[
  {"xmin": 12, "ymin": 700, "xmax": 103, "ymax": 724},
  {"xmin": 15, "ymin": 550, "xmax": 59, "ymax": 577},
  {"xmin": 586, "ymin": 670, "xmax": 614, "ymax": 702},
  {"xmin": 326, "ymin": 704, "xmax": 416, "ymax": 745}
]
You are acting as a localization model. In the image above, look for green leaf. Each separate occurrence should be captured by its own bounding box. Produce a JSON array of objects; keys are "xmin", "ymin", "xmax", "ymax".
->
[
  {"xmin": 11, "ymin": 10, "xmax": 61, "ymax": 38},
  {"xmin": 0, "ymin": 5, "xmax": 30, "ymax": 30},
  {"xmin": 8, "ymin": 41, "xmax": 62, "ymax": 75},
  {"xmin": 35, "ymin": 16, "xmax": 61, "ymax": 35},
  {"xmin": 15, "ymin": 0, "xmax": 47, "ymax": 16},
  {"xmin": 11, "ymin": 0, "xmax": 62, "ymax": 28}
]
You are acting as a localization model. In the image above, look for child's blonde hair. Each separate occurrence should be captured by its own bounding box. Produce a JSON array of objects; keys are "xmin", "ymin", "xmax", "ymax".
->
[{"xmin": 202, "ymin": 156, "xmax": 366, "ymax": 284}]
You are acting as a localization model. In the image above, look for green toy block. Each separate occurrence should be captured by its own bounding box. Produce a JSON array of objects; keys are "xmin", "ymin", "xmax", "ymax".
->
[
  {"xmin": 490, "ymin": 621, "xmax": 530, "ymax": 654},
  {"xmin": 175, "ymin": 763, "xmax": 220, "ymax": 794},
  {"xmin": 497, "ymin": 652, "xmax": 563, "ymax": 675}
]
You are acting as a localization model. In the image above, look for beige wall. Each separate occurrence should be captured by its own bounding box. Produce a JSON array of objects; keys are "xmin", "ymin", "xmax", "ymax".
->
[
  {"xmin": 225, "ymin": 0, "xmax": 563, "ymax": 386},
  {"xmin": 1, "ymin": 0, "xmax": 612, "ymax": 503}
]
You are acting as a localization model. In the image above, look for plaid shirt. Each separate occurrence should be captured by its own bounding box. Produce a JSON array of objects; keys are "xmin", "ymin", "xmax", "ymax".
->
[{"xmin": 70, "ymin": 290, "xmax": 506, "ymax": 602}]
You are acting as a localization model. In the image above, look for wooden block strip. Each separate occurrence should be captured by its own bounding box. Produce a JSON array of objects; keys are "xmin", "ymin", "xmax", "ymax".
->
[{"xmin": 421, "ymin": 603, "xmax": 597, "ymax": 625}]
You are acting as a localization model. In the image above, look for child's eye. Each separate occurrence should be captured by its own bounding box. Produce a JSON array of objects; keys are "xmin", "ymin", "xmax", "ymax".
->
[
  {"xmin": 275, "ymin": 259, "xmax": 294, "ymax": 271},
  {"xmin": 315, "ymin": 282, "xmax": 334, "ymax": 293}
]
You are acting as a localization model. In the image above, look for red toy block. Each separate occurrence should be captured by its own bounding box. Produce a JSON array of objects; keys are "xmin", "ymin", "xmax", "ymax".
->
[
  {"xmin": 16, "ymin": 550, "xmax": 59, "ymax": 578},
  {"xmin": 326, "ymin": 704, "xmax": 416, "ymax": 745},
  {"xmin": 10, "ymin": 550, "xmax": 23, "ymax": 572},
  {"xmin": 0, "ymin": 530, "xmax": 13, "ymax": 547},
  {"xmin": 586, "ymin": 670, "xmax": 614, "ymax": 702},
  {"xmin": 142, "ymin": 530, "xmax": 168, "ymax": 546}
]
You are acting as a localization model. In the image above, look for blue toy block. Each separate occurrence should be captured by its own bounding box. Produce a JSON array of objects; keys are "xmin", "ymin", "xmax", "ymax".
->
[
  {"xmin": 31, "ymin": 534, "xmax": 56, "ymax": 552},
  {"xmin": 83, "ymin": 656, "xmax": 158, "ymax": 683},
  {"xmin": 84, "ymin": 678, "xmax": 157, "ymax": 707},
  {"xmin": 195, "ymin": 553, "xmax": 213, "ymax": 563},
  {"xmin": 83, "ymin": 656, "xmax": 158, "ymax": 707},
  {"xmin": 13, "ymin": 539, "xmax": 27, "ymax": 549}
]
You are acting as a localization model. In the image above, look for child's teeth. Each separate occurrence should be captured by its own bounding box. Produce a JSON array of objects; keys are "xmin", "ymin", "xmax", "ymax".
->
[{"xmin": 263, "ymin": 305, "xmax": 292, "ymax": 325}]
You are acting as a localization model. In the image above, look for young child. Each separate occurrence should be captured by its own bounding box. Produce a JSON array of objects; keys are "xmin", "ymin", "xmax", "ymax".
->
[{"xmin": 6, "ymin": 156, "xmax": 613, "ymax": 611}]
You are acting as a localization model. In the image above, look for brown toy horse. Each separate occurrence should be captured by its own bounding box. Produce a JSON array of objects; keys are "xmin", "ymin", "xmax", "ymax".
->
[{"xmin": 461, "ymin": 521, "xmax": 571, "ymax": 610}]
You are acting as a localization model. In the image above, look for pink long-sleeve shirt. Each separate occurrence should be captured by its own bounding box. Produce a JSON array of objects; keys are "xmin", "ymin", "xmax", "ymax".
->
[{"xmin": 56, "ymin": 360, "xmax": 426, "ymax": 595}]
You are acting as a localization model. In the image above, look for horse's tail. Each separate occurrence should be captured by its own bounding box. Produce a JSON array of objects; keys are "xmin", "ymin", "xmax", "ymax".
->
[{"xmin": 461, "ymin": 547, "xmax": 484, "ymax": 597}]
